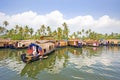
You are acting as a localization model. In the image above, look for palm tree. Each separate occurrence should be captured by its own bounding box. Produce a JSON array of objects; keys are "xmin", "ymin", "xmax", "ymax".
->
[
  {"xmin": 14, "ymin": 25, "xmax": 19, "ymax": 34},
  {"xmin": 82, "ymin": 29, "xmax": 84, "ymax": 33},
  {"xmin": 40, "ymin": 25, "xmax": 46, "ymax": 36},
  {"xmin": 105, "ymin": 33, "xmax": 108, "ymax": 39},
  {"xmin": 62, "ymin": 22, "xmax": 69, "ymax": 39},
  {"xmin": 3, "ymin": 21, "xmax": 9, "ymax": 27},
  {"xmin": 47, "ymin": 26, "xmax": 52, "ymax": 36},
  {"xmin": 88, "ymin": 29, "xmax": 92, "ymax": 38},
  {"xmin": 52, "ymin": 30, "xmax": 57, "ymax": 39},
  {"xmin": 57, "ymin": 27, "xmax": 62, "ymax": 40},
  {"xmin": 81, "ymin": 29, "xmax": 85, "ymax": 39},
  {"xmin": 0, "ymin": 26, "xmax": 6, "ymax": 34},
  {"xmin": 19, "ymin": 27, "xmax": 24, "ymax": 39},
  {"xmin": 77, "ymin": 31, "xmax": 81, "ymax": 38},
  {"xmin": 7, "ymin": 29, "xmax": 14, "ymax": 39},
  {"xmin": 29, "ymin": 28, "xmax": 34, "ymax": 37},
  {"xmin": 85, "ymin": 30, "xmax": 89, "ymax": 38},
  {"xmin": 72, "ymin": 32, "xmax": 77, "ymax": 39},
  {"xmin": 24, "ymin": 25, "xmax": 29, "ymax": 39}
]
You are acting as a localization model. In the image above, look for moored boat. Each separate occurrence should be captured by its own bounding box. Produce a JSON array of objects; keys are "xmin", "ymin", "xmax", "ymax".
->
[
  {"xmin": 84, "ymin": 39, "xmax": 99, "ymax": 47},
  {"xmin": 56, "ymin": 40, "xmax": 68, "ymax": 48},
  {"xmin": 68, "ymin": 39, "xmax": 82, "ymax": 48},
  {"xmin": 0, "ymin": 39, "xmax": 11, "ymax": 49},
  {"xmin": 9, "ymin": 40, "xmax": 35, "ymax": 49}
]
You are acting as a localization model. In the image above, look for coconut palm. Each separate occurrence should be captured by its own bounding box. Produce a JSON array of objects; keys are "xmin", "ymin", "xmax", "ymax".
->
[
  {"xmin": 3, "ymin": 21, "xmax": 9, "ymax": 27},
  {"xmin": 14, "ymin": 25, "xmax": 19, "ymax": 34},
  {"xmin": 24, "ymin": 25, "xmax": 29, "ymax": 39},
  {"xmin": 29, "ymin": 28, "xmax": 34, "ymax": 37},
  {"xmin": 85, "ymin": 30, "xmax": 89, "ymax": 38},
  {"xmin": 57, "ymin": 27, "xmax": 62, "ymax": 40},
  {"xmin": 62, "ymin": 22, "xmax": 69, "ymax": 39},
  {"xmin": 19, "ymin": 27, "xmax": 24, "ymax": 39},
  {"xmin": 82, "ymin": 29, "xmax": 84, "ymax": 33},
  {"xmin": 47, "ymin": 26, "xmax": 52, "ymax": 36},
  {"xmin": 40, "ymin": 25, "xmax": 46, "ymax": 36},
  {"xmin": 52, "ymin": 30, "xmax": 57, "ymax": 39},
  {"xmin": 0, "ymin": 26, "xmax": 5, "ymax": 34}
]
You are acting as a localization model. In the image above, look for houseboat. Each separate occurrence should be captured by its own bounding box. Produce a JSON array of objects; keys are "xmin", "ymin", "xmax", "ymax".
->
[
  {"xmin": 56, "ymin": 40, "xmax": 68, "ymax": 48},
  {"xmin": 106, "ymin": 39, "xmax": 120, "ymax": 46},
  {"xmin": 9, "ymin": 40, "xmax": 35, "ymax": 49},
  {"xmin": 0, "ymin": 39, "xmax": 10, "ymax": 48},
  {"xmin": 84, "ymin": 39, "xmax": 99, "ymax": 47},
  {"xmin": 68, "ymin": 39, "xmax": 82, "ymax": 48},
  {"xmin": 21, "ymin": 40, "xmax": 56, "ymax": 63},
  {"xmin": 100, "ymin": 39, "xmax": 120, "ymax": 46},
  {"xmin": 117, "ymin": 41, "xmax": 120, "ymax": 46}
]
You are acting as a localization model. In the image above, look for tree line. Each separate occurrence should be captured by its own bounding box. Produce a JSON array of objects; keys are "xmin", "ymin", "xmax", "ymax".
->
[{"xmin": 0, "ymin": 21, "xmax": 120, "ymax": 40}]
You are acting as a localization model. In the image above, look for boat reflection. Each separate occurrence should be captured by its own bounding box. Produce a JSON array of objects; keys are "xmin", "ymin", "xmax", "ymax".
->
[{"xmin": 20, "ymin": 53, "xmax": 56, "ymax": 78}]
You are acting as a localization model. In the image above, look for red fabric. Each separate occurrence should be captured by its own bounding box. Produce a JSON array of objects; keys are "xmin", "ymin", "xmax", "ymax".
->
[
  {"xmin": 38, "ymin": 50, "xmax": 43, "ymax": 55},
  {"xmin": 27, "ymin": 48, "xmax": 33, "ymax": 55}
]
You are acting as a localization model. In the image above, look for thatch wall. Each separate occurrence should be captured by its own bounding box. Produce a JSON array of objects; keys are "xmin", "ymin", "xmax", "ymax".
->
[
  {"xmin": 59, "ymin": 41, "xmax": 68, "ymax": 46},
  {"xmin": 36, "ymin": 42, "xmax": 55, "ymax": 53},
  {"xmin": 106, "ymin": 39, "xmax": 120, "ymax": 44},
  {"xmin": 84, "ymin": 39, "xmax": 99, "ymax": 44},
  {"xmin": 68, "ymin": 39, "xmax": 82, "ymax": 46}
]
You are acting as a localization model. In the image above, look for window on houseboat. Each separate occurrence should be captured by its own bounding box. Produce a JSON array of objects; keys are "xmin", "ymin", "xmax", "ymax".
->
[{"xmin": 44, "ymin": 49, "xmax": 46, "ymax": 53}]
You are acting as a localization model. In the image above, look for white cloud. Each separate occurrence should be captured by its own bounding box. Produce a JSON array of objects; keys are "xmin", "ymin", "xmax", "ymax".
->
[{"xmin": 0, "ymin": 10, "xmax": 120, "ymax": 34}]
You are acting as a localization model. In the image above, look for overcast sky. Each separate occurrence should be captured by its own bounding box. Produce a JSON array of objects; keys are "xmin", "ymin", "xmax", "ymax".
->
[{"xmin": 0, "ymin": 0, "xmax": 120, "ymax": 34}]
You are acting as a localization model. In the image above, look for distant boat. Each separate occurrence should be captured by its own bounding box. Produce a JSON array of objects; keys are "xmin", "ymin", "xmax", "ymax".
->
[
  {"xmin": 84, "ymin": 39, "xmax": 99, "ymax": 47},
  {"xmin": 68, "ymin": 39, "xmax": 82, "ymax": 48},
  {"xmin": 9, "ymin": 41, "xmax": 28, "ymax": 49},
  {"xmin": 0, "ymin": 39, "xmax": 10, "ymax": 49},
  {"xmin": 9, "ymin": 40, "xmax": 35, "ymax": 49},
  {"xmin": 56, "ymin": 40, "xmax": 68, "ymax": 48}
]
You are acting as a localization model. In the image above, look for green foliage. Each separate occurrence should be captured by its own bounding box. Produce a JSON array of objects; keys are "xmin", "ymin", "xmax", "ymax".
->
[{"xmin": 0, "ymin": 21, "xmax": 120, "ymax": 40}]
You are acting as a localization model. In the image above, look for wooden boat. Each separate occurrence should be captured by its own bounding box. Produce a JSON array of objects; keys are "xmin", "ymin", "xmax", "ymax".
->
[
  {"xmin": 84, "ymin": 39, "xmax": 99, "ymax": 47},
  {"xmin": 117, "ymin": 42, "xmax": 120, "ymax": 46},
  {"xmin": 100, "ymin": 39, "xmax": 120, "ymax": 46},
  {"xmin": 87, "ymin": 42, "xmax": 99, "ymax": 47},
  {"xmin": 0, "ymin": 40, "xmax": 10, "ymax": 49},
  {"xmin": 9, "ymin": 40, "xmax": 34, "ymax": 49},
  {"xmin": 21, "ymin": 42, "xmax": 56, "ymax": 63},
  {"xmin": 56, "ymin": 40, "xmax": 68, "ymax": 48},
  {"xmin": 68, "ymin": 39, "xmax": 82, "ymax": 48}
]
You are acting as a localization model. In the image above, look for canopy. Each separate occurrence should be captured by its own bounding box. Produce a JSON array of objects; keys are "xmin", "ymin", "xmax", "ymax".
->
[{"xmin": 27, "ymin": 43, "xmax": 42, "ymax": 54}]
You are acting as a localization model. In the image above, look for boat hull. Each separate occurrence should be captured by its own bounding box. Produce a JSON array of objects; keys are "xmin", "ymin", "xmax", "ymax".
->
[{"xmin": 21, "ymin": 48, "xmax": 55, "ymax": 63}]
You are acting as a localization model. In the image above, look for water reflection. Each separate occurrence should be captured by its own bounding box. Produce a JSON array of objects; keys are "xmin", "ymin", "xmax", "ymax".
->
[
  {"xmin": 0, "ymin": 46, "xmax": 120, "ymax": 80},
  {"xmin": 20, "ymin": 54, "xmax": 57, "ymax": 79}
]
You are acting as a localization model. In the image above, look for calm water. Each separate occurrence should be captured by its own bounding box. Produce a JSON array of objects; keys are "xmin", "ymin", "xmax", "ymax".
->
[{"xmin": 0, "ymin": 46, "xmax": 120, "ymax": 80}]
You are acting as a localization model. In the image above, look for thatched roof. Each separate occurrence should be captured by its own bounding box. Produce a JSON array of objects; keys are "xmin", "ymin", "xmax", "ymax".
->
[
  {"xmin": 84, "ymin": 39, "xmax": 99, "ymax": 44},
  {"xmin": 40, "ymin": 36, "xmax": 54, "ymax": 40}
]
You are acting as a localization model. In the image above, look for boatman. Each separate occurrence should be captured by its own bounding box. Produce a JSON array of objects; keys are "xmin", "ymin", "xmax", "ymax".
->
[{"xmin": 37, "ymin": 46, "xmax": 43, "ymax": 58}]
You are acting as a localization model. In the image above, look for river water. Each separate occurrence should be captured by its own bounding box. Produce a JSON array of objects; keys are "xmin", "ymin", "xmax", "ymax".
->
[{"xmin": 0, "ymin": 46, "xmax": 120, "ymax": 80}]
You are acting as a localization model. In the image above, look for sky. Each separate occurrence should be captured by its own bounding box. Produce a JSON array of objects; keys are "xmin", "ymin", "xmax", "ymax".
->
[{"xmin": 0, "ymin": 0, "xmax": 120, "ymax": 34}]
